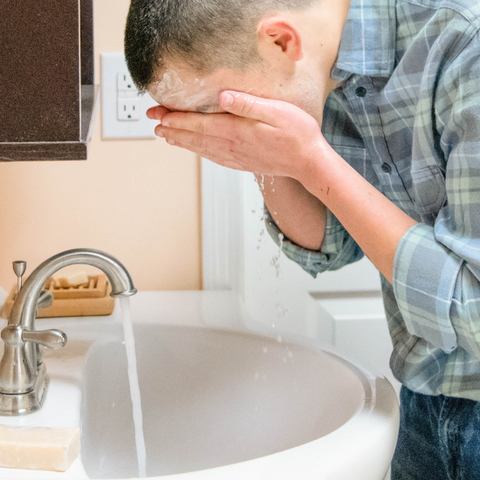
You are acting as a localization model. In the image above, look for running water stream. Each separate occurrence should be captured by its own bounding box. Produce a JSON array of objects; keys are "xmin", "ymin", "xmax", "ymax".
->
[{"xmin": 120, "ymin": 297, "xmax": 147, "ymax": 478}]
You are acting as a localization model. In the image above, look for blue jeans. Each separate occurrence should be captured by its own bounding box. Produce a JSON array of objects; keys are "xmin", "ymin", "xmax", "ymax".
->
[{"xmin": 391, "ymin": 386, "xmax": 480, "ymax": 479}]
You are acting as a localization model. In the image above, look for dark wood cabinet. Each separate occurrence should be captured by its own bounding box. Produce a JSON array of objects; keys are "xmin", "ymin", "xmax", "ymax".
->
[{"xmin": 0, "ymin": 0, "xmax": 97, "ymax": 161}]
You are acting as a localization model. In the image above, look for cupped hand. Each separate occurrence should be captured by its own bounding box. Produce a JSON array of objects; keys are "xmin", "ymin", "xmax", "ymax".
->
[{"xmin": 148, "ymin": 92, "xmax": 328, "ymax": 182}]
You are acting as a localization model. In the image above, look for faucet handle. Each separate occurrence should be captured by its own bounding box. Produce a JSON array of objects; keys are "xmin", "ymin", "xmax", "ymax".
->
[
  {"xmin": 12, "ymin": 261, "xmax": 26, "ymax": 294},
  {"xmin": 22, "ymin": 329, "xmax": 67, "ymax": 350}
]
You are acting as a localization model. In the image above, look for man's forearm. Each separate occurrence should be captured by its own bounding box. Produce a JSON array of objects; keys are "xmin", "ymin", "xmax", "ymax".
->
[
  {"xmin": 254, "ymin": 174, "xmax": 327, "ymax": 251},
  {"xmin": 300, "ymin": 148, "xmax": 418, "ymax": 283}
]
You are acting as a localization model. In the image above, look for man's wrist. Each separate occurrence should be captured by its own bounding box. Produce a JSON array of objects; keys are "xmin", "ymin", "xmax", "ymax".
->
[{"xmin": 296, "ymin": 141, "xmax": 341, "ymax": 199}]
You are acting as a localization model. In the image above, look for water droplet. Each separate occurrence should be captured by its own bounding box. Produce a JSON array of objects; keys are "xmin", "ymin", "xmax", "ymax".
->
[
  {"xmin": 270, "ymin": 234, "xmax": 285, "ymax": 277},
  {"xmin": 276, "ymin": 335, "xmax": 283, "ymax": 344},
  {"xmin": 258, "ymin": 174, "xmax": 265, "ymax": 191},
  {"xmin": 263, "ymin": 346, "xmax": 269, "ymax": 354}
]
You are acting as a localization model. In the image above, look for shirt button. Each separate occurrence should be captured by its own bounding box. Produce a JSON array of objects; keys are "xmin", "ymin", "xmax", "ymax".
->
[
  {"xmin": 355, "ymin": 87, "xmax": 367, "ymax": 97},
  {"xmin": 381, "ymin": 163, "xmax": 392, "ymax": 174}
]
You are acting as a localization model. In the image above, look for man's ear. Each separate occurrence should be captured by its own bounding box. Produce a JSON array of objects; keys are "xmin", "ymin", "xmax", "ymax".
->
[{"xmin": 257, "ymin": 16, "xmax": 304, "ymax": 62}]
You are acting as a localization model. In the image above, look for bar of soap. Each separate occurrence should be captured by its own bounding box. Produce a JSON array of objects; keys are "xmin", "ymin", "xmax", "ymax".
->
[
  {"xmin": 0, "ymin": 425, "xmax": 80, "ymax": 472},
  {"xmin": 54, "ymin": 270, "xmax": 89, "ymax": 288}
]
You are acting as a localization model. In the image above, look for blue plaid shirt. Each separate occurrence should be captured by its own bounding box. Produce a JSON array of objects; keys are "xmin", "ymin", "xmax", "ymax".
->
[{"xmin": 267, "ymin": 0, "xmax": 480, "ymax": 400}]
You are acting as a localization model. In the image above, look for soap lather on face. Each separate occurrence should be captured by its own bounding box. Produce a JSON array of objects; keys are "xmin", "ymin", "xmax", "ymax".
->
[{"xmin": 148, "ymin": 70, "xmax": 225, "ymax": 113}]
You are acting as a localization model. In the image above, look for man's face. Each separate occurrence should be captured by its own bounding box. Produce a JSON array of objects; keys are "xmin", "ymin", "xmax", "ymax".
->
[
  {"xmin": 148, "ymin": 67, "xmax": 238, "ymax": 113},
  {"xmin": 147, "ymin": 62, "xmax": 325, "ymax": 119}
]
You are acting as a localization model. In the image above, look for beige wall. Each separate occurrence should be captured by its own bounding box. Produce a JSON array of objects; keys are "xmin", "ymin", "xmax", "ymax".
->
[{"xmin": 0, "ymin": 0, "xmax": 202, "ymax": 292}]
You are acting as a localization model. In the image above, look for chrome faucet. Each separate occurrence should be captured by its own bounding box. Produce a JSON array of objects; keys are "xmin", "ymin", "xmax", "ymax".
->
[{"xmin": 0, "ymin": 249, "xmax": 137, "ymax": 415}]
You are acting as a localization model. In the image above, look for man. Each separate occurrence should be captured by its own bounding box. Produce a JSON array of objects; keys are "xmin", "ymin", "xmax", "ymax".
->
[{"xmin": 125, "ymin": 0, "xmax": 480, "ymax": 477}]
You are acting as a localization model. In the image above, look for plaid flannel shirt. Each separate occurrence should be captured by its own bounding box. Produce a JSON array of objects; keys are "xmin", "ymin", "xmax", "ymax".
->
[{"xmin": 266, "ymin": 0, "xmax": 480, "ymax": 400}]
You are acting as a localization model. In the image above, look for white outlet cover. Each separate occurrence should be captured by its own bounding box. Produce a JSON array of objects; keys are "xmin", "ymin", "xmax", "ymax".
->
[
  {"xmin": 101, "ymin": 52, "xmax": 158, "ymax": 139},
  {"xmin": 117, "ymin": 98, "xmax": 142, "ymax": 121}
]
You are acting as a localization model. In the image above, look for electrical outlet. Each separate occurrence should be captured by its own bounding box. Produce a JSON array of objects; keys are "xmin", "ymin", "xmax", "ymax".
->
[
  {"xmin": 117, "ymin": 98, "xmax": 142, "ymax": 121},
  {"xmin": 117, "ymin": 72, "xmax": 136, "ymax": 92},
  {"xmin": 101, "ymin": 52, "xmax": 158, "ymax": 139}
]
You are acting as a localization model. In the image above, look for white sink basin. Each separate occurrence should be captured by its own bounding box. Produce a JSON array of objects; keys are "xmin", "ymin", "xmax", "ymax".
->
[{"xmin": 0, "ymin": 292, "xmax": 399, "ymax": 480}]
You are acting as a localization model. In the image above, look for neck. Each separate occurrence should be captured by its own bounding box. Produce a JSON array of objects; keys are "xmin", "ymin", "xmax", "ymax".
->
[{"xmin": 292, "ymin": 0, "xmax": 351, "ymax": 123}]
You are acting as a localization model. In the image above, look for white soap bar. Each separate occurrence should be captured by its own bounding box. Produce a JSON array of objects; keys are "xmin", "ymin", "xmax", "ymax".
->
[
  {"xmin": 0, "ymin": 425, "xmax": 80, "ymax": 472},
  {"xmin": 54, "ymin": 270, "xmax": 89, "ymax": 288}
]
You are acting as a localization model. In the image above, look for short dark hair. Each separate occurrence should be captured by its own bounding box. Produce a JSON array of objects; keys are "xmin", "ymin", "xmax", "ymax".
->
[{"xmin": 124, "ymin": 0, "xmax": 316, "ymax": 93}]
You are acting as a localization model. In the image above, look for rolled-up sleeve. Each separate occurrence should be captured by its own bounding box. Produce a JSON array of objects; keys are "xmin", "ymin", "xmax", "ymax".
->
[
  {"xmin": 265, "ymin": 205, "xmax": 364, "ymax": 278},
  {"xmin": 393, "ymin": 36, "xmax": 480, "ymax": 358}
]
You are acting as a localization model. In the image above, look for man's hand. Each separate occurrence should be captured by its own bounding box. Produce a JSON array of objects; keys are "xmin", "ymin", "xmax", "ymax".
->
[
  {"xmin": 147, "ymin": 91, "xmax": 327, "ymax": 183},
  {"xmin": 147, "ymin": 91, "xmax": 419, "ymax": 284}
]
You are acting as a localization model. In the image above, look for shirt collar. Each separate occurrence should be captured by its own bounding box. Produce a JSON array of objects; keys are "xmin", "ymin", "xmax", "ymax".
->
[{"xmin": 331, "ymin": 0, "xmax": 397, "ymax": 82}]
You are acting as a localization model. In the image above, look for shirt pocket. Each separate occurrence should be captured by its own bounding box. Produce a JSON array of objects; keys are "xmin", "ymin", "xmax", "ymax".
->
[{"xmin": 411, "ymin": 165, "xmax": 447, "ymax": 215}]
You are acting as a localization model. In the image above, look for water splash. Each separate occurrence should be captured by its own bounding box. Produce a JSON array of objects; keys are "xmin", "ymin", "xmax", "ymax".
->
[
  {"xmin": 270, "ymin": 233, "xmax": 285, "ymax": 278},
  {"xmin": 259, "ymin": 174, "xmax": 265, "ymax": 191},
  {"xmin": 257, "ymin": 228, "xmax": 266, "ymax": 250},
  {"xmin": 120, "ymin": 297, "xmax": 147, "ymax": 478}
]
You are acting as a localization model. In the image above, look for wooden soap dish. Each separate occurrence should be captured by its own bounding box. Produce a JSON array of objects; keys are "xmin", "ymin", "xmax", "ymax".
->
[{"xmin": 0, "ymin": 274, "xmax": 115, "ymax": 319}]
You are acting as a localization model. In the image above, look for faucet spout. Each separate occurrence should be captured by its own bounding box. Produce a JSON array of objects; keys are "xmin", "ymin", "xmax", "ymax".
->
[
  {"xmin": 9, "ymin": 249, "xmax": 137, "ymax": 332},
  {"xmin": 0, "ymin": 248, "xmax": 137, "ymax": 415}
]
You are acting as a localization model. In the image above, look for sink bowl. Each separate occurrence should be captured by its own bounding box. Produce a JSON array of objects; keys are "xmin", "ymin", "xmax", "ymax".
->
[
  {"xmin": 0, "ymin": 292, "xmax": 399, "ymax": 480},
  {"xmin": 78, "ymin": 293, "xmax": 398, "ymax": 480}
]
